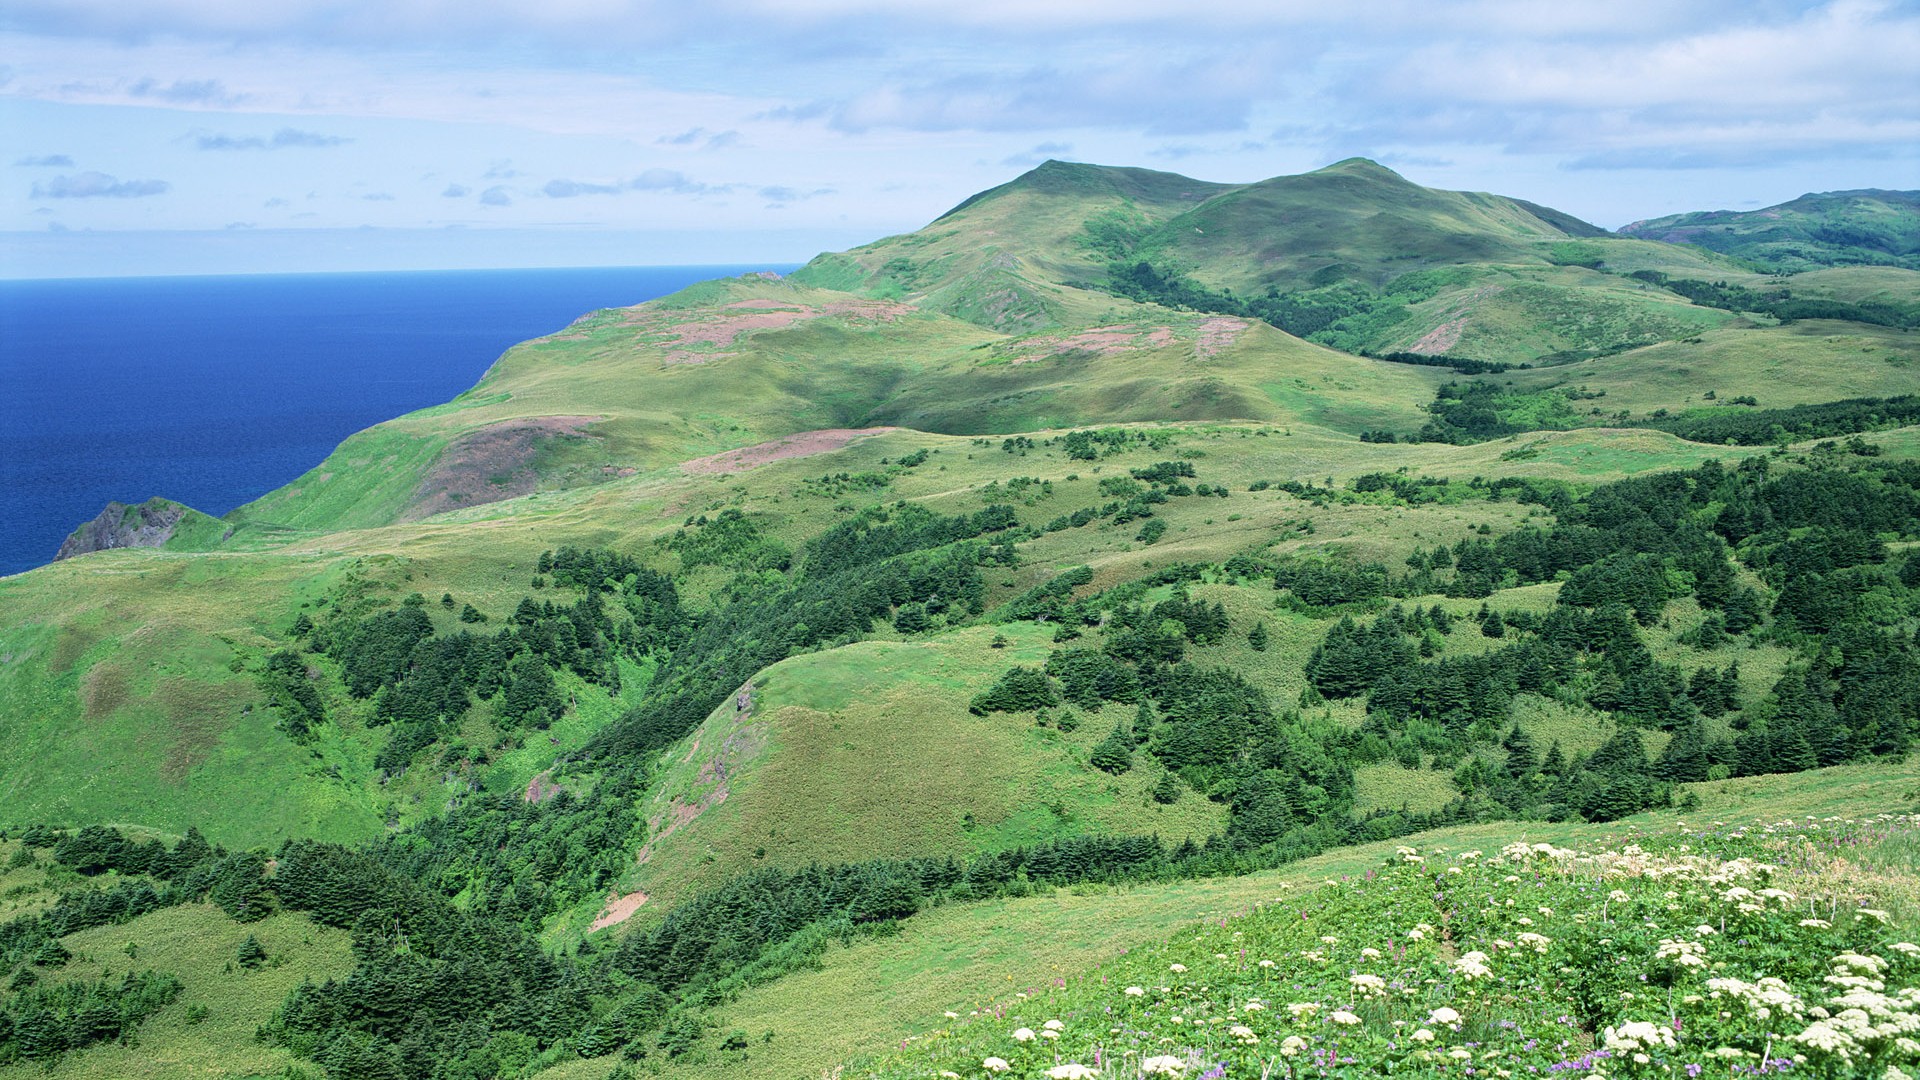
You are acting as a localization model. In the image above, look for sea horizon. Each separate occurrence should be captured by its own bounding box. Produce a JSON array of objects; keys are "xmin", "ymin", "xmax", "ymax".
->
[{"xmin": 0, "ymin": 263, "xmax": 799, "ymax": 577}]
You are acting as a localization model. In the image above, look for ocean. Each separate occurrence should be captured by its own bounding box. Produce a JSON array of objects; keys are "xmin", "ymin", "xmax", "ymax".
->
[{"xmin": 0, "ymin": 265, "xmax": 796, "ymax": 577}]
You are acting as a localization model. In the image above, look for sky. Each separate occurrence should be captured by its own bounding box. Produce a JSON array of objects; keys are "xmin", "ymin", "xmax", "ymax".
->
[{"xmin": 3, "ymin": 0, "xmax": 1917, "ymax": 277}]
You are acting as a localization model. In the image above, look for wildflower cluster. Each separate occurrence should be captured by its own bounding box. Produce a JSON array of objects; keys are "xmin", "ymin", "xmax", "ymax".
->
[{"xmin": 876, "ymin": 815, "xmax": 1920, "ymax": 1078}]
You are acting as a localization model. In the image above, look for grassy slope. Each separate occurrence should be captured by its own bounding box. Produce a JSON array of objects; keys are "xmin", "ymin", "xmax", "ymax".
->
[
  {"xmin": 1142, "ymin": 158, "xmax": 1597, "ymax": 291},
  {"xmin": 0, "ymin": 400, "xmax": 1815, "ymax": 856},
  {"xmin": 16, "ymin": 760, "xmax": 1909, "ymax": 1080},
  {"xmin": 1497, "ymin": 318, "xmax": 1920, "ymax": 415},
  {"xmin": 0, "ymin": 839, "xmax": 354, "ymax": 1080},
  {"xmin": 539, "ymin": 420, "xmax": 1774, "ymax": 928},
  {"xmin": 1, "ymin": 160, "xmax": 1917, "ymax": 1075},
  {"xmin": 1618, "ymin": 187, "xmax": 1920, "ymax": 270},
  {"xmin": 525, "ymin": 760, "xmax": 1920, "ymax": 1080},
  {"xmin": 792, "ymin": 159, "xmax": 1241, "ymax": 333},
  {"xmin": 591, "ymin": 622, "xmax": 1228, "ymax": 920}
]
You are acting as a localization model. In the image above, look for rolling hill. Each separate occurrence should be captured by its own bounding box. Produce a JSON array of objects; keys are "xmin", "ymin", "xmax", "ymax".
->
[
  {"xmin": 1620, "ymin": 187, "xmax": 1920, "ymax": 271},
  {"xmin": 3, "ymin": 159, "xmax": 1919, "ymax": 1079}
]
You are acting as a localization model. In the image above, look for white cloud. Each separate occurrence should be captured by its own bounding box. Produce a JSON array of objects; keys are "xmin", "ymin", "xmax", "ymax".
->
[
  {"xmin": 31, "ymin": 171, "xmax": 170, "ymax": 197},
  {"xmin": 194, "ymin": 126, "xmax": 350, "ymax": 149}
]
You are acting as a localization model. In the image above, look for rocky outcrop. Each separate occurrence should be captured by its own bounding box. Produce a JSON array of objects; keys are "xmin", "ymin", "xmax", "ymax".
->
[{"xmin": 55, "ymin": 498, "xmax": 191, "ymax": 561}]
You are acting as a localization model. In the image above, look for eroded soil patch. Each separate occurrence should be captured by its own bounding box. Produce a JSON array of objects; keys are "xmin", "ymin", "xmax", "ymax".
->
[
  {"xmin": 403, "ymin": 416, "xmax": 598, "ymax": 521},
  {"xmin": 588, "ymin": 891, "xmax": 649, "ymax": 932},
  {"xmin": 1000, "ymin": 324, "xmax": 1177, "ymax": 364},
  {"xmin": 1194, "ymin": 317, "xmax": 1248, "ymax": 359},
  {"xmin": 634, "ymin": 684, "xmax": 767, "ymax": 865},
  {"xmin": 614, "ymin": 298, "xmax": 915, "ymax": 364}
]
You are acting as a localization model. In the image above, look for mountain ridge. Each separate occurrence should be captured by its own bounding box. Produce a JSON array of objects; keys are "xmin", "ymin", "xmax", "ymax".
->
[{"xmin": 2, "ymin": 157, "xmax": 1919, "ymax": 1080}]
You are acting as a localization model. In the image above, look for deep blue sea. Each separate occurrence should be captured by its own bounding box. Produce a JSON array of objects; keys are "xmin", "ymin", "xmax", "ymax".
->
[{"xmin": 0, "ymin": 265, "xmax": 796, "ymax": 577}]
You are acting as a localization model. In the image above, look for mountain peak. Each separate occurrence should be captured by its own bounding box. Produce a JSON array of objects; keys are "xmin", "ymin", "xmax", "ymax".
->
[
  {"xmin": 1313, "ymin": 157, "xmax": 1409, "ymax": 181},
  {"xmin": 935, "ymin": 159, "xmax": 1237, "ymax": 221}
]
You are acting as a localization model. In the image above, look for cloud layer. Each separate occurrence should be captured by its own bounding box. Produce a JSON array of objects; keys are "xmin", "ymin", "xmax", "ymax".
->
[
  {"xmin": 4, "ymin": 0, "xmax": 1915, "ymax": 265},
  {"xmin": 195, "ymin": 127, "xmax": 351, "ymax": 150},
  {"xmin": 31, "ymin": 171, "xmax": 170, "ymax": 197}
]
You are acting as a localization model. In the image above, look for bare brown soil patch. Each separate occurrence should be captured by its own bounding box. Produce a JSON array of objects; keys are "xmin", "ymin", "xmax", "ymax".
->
[
  {"xmin": 635, "ymin": 684, "xmax": 766, "ymax": 865},
  {"xmin": 1194, "ymin": 317, "xmax": 1248, "ymax": 359},
  {"xmin": 589, "ymin": 891, "xmax": 650, "ymax": 932},
  {"xmin": 680, "ymin": 428, "xmax": 901, "ymax": 475},
  {"xmin": 525, "ymin": 771, "xmax": 563, "ymax": 804},
  {"xmin": 619, "ymin": 298, "xmax": 914, "ymax": 364},
  {"xmin": 1410, "ymin": 317, "xmax": 1468, "ymax": 355},
  {"xmin": 1408, "ymin": 284, "xmax": 1505, "ymax": 355},
  {"xmin": 403, "ymin": 416, "xmax": 598, "ymax": 522},
  {"xmin": 1005, "ymin": 324, "xmax": 1178, "ymax": 364}
]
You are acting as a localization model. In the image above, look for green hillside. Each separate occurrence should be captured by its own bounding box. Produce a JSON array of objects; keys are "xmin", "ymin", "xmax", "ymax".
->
[
  {"xmin": 3, "ymin": 159, "xmax": 1919, "ymax": 1080},
  {"xmin": 1620, "ymin": 188, "xmax": 1920, "ymax": 270}
]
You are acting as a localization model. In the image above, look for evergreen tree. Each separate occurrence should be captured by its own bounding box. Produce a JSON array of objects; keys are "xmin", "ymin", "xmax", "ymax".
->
[
  {"xmin": 1655, "ymin": 719, "xmax": 1710, "ymax": 782},
  {"xmin": 1151, "ymin": 771, "xmax": 1183, "ymax": 804},
  {"xmin": 1502, "ymin": 724, "xmax": 1538, "ymax": 778},
  {"xmin": 1540, "ymin": 741, "xmax": 1567, "ymax": 777},
  {"xmin": 501, "ymin": 654, "xmax": 562, "ymax": 729},
  {"xmin": 1247, "ymin": 621, "xmax": 1269, "ymax": 652},
  {"xmin": 236, "ymin": 934, "xmax": 268, "ymax": 970},
  {"xmin": 1090, "ymin": 726, "xmax": 1134, "ymax": 774}
]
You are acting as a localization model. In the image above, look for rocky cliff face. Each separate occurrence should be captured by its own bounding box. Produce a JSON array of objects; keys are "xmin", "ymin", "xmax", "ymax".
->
[{"xmin": 55, "ymin": 498, "xmax": 191, "ymax": 561}]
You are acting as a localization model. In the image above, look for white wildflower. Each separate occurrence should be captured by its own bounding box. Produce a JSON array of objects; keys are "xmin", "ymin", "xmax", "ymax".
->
[
  {"xmin": 983, "ymin": 1058, "xmax": 1011, "ymax": 1073},
  {"xmin": 1012, "ymin": 1027, "xmax": 1036, "ymax": 1042},
  {"xmin": 1141, "ymin": 1056, "xmax": 1186, "ymax": 1076},
  {"xmin": 1454, "ymin": 951, "xmax": 1493, "ymax": 980},
  {"xmin": 1604, "ymin": 1020, "xmax": 1677, "ymax": 1051}
]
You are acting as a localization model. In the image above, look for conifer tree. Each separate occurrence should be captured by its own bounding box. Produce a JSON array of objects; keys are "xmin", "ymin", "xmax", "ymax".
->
[
  {"xmin": 237, "ymin": 934, "xmax": 267, "ymax": 970},
  {"xmin": 1090, "ymin": 726, "xmax": 1134, "ymax": 774}
]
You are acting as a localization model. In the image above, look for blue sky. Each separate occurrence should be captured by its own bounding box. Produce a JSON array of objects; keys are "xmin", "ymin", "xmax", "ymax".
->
[{"xmin": 3, "ymin": 0, "xmax": 1916, "ymax": 276}]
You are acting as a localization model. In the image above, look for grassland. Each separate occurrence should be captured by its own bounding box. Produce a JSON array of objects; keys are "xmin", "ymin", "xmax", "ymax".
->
[
  {"xmin": 3, "ymin": 159, "xmax": 1918, "ymax": 1079},
  {"xmin": 9, "ymin": 760, "xmax": 1906, "ymax": 1080},
  {"xmin": 523, "ymin": 760, "xmax": 1920, "ymax": 1080},
  {"xmin": 1497, "ymin": 319, "xmax": 1920, "ymax": 417},
  {"xmin": 0, "ymin": 407, "xmax": 1828, "ymax": 859},
  {"xmin": 1619, "ymin": 187, "xmax": 1920, "ymax": 271}
]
